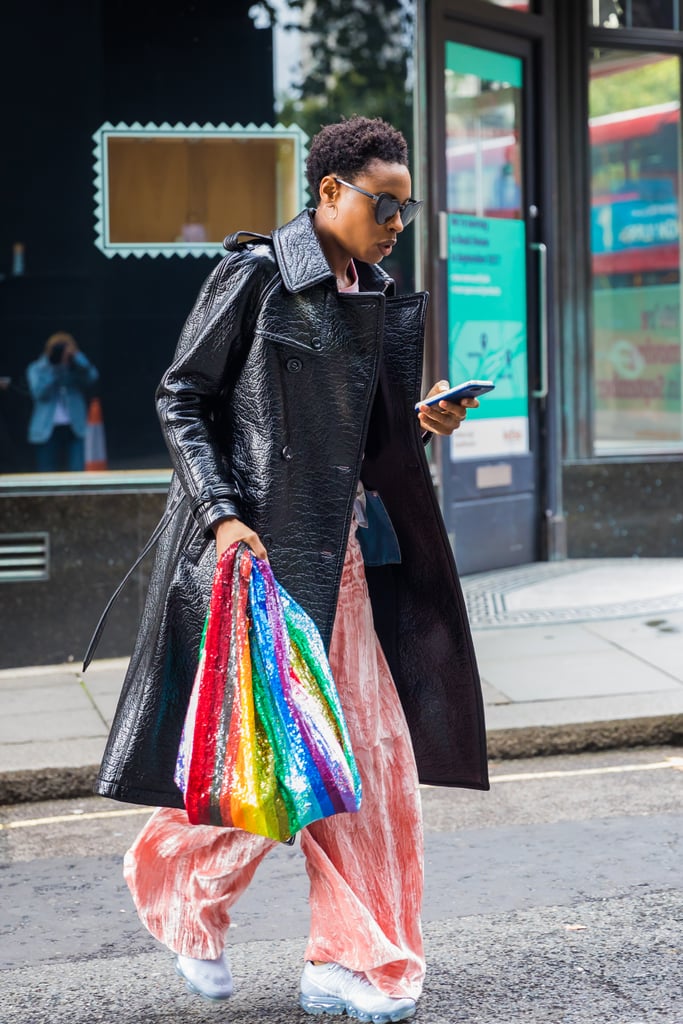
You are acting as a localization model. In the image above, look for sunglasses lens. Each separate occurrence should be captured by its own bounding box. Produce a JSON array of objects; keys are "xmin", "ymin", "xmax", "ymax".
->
[
  {"xmin": 375, "ymin": 196, "xmax": 423, "ymax": 226},
  {"xmin": 374, "ymin": 195, "xmax": 399, "ymax": 224},
  {"xmin": 401, "ymin": 200, "xmax": 423, "ymax": 226}
]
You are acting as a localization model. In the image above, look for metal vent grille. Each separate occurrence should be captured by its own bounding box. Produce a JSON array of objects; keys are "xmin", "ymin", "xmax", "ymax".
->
[{"xmin": 0, "ymin": 533, "xmax": 50, "ymax": 582}]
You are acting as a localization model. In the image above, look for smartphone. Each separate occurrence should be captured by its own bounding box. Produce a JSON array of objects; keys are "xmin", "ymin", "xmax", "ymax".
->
[{"xmin": 415, "ymin": 379, "xmax": 495, "ymax": 410}]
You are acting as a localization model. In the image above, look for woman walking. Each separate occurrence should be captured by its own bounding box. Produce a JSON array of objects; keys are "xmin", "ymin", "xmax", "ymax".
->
[{"xmin": 94, "ymin": 115, "xmax": 489, "ymax": 1022}]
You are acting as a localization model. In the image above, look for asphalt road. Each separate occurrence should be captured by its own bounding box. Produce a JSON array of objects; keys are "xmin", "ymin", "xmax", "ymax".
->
[{"xmin": 1, "ymin": 746, "xmax": 682, "ymax": 1024}]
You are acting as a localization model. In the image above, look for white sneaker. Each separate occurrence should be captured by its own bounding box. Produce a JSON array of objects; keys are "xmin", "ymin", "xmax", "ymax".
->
[
  {"xmin": 175, "ymin": 951, "xmax": 234, "ymax": 1000},
  {"xmin": 300, "ymin": 961, "xmax": 416, "ymax": 1022}
]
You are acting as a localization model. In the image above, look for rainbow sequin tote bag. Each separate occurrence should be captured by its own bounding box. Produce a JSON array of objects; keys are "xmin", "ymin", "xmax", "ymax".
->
[{"xmin": 174, "ymin": 541, "xmax": 362, "ymax": 841}]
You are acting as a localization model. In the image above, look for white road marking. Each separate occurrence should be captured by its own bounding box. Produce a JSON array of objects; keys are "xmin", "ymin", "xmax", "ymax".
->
[
  {"xmin": 489, "ymin": 756, "xmax": 683, "ymax": 784},
  {"xmin": 0, "ymin": 806, "xmax": 153, "ymax": 830},
  {"xmin": 3, "ymin": 757, "xmax": 682, "ymax": 830}
]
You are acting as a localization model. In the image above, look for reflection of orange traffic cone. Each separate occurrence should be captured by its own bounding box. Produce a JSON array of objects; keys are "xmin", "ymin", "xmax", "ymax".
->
[{"xmin": 85, "ymin": 397, "xmax": 108, "ymax": 471}]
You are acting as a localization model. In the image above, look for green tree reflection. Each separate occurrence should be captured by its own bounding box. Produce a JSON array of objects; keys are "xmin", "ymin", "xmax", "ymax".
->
[{"xmin": 252, "ymin": 0, "xmax": 416, "ymax": 286}]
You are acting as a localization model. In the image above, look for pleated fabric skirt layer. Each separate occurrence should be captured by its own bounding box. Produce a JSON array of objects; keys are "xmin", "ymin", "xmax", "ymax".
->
[{"xmin": 123, "ymin": 525, "xmax": 426, "ymax": 999}]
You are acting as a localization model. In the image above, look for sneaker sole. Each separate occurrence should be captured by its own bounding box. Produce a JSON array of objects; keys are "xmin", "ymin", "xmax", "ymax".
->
[
  {"xmin": 300, "ymin": 993, "xmax": 416, "ymax": 1022},
  {"xmin": 175, "ymin": 960, "xmax": 233, "ymax": 1001}
]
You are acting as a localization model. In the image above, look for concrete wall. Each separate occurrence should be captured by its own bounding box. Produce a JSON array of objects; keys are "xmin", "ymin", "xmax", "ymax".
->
[
  {"xmin": 0, "ymin": 489, "xmax": 166, "ymax": 668},
  {"xmin": 564, "ymin": 460, "xmax": 683, "ymax": 557}
]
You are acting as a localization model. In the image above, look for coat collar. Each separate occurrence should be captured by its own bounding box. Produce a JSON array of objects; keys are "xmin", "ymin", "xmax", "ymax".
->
[{"xmin": 272, "ymin": 209, "xmax": 394, "ymax": 296}]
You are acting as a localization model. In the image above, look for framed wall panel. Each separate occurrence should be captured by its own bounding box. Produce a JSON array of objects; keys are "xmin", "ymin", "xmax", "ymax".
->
[{"xmin": 92, "ymin": 121, "xmax": 309, "ymax": 258}]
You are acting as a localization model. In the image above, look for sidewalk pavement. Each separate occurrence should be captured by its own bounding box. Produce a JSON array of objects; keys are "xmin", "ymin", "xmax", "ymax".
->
[{"xmin": 1, "ymin": 558, "xmax": 682, "ymax": 804}]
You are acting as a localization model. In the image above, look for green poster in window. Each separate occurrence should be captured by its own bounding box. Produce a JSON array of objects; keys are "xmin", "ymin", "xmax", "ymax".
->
[
  {"xmin": 445, "ymin": 41, "xmax": 522, "ymax": 87},
  {"xmin": 447, "ymin": 214, "xmax": 529, "ymax": 458},
  {"xmin": 594, "ymin": 284, "xmax": 682, "ymax": 447}
]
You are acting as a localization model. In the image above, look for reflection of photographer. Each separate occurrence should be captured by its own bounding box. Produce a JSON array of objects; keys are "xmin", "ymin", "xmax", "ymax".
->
[{"xmin": 26, "ymin": 332, "xmax": 99, "ymax": 471}]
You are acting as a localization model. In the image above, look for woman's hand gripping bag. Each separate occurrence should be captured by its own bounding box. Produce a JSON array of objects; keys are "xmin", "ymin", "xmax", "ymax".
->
[{"xmin": 175, "ymin": 542, "xmax": 362, "ymax": 841}]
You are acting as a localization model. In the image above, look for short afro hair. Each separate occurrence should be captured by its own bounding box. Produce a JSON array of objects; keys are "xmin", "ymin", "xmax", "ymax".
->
[{"xmin": 306, "ymin": 116, "xmax": 409, "ymax": 203}]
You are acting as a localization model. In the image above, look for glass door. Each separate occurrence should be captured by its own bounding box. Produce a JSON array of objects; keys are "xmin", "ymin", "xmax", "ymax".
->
[{"xmin": 431, "ymin": 21, "xmax": 545, "ymax": 573}]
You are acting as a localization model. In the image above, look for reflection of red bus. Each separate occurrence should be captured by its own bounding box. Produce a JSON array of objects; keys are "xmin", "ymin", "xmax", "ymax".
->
[
  {"xmin": 446, "ymin": 102, "xmax": 681, "ymax": 278},
  {"xmin": 589, "ymin": 100, "xmax": 679, "ymax": 149},
  {"xmin": 590, "ymin": 102, "xmax": 679, "ymax": 280}
]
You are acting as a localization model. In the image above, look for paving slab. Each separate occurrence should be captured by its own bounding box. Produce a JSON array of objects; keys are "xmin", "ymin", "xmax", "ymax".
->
[
  {"xmin": 0, "ymin": 682, "xmax": 92, "ymax": 716},
  {"xmin": 80, "ymin": 667, "xmax": 128, "ymax": 695},
  {"xmin": 484, "ymin": 689, "xmax": 683, "ymax": 730},
  {"xmin": 0, "ymin": 737, "xmax": 108, "ymax": 773},
  {"xmin": 472, "ymin": 622, "xmax": 609, "ymax": 658},
  {"xmin": 584, "ymin": 614, "xmax": 683, "ymax": 680},
  {"xmin": 82, "ymin": 689, "xmax": 121, "ymax": 727},
  {"xmin": 0, "ymin": 668, "xmax": 82, "ymax": 689},
  {"xmin": 477, "ymin": 646, "xmax": 683, "ymax": 702},
  {"xmin": 0, "ymin": 707, "xmax": 109, "ymax": 745}
]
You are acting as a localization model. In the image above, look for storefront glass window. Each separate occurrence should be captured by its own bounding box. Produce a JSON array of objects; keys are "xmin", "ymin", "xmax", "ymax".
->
[
  {"xmin": 0, "ymin": 0, "xmax": 416, "ymax": 478},
  {"xmin": 589, "ymin": 49, "xmax": 683, "ymax": 453},
  {"xmin": 589, "ymin": 0, "xmax": 679, "ymax": 30}
]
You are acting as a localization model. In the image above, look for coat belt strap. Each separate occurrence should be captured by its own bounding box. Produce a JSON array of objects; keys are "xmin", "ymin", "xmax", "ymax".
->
[{"xmin": 82, "ymin": 494, "xmax": 184, "ymax": 672}]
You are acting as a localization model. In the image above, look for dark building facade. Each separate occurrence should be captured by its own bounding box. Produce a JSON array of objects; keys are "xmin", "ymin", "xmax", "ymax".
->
[{"xmin": 1, "ymin": 0, "xmax": 682, "ymax": 666}]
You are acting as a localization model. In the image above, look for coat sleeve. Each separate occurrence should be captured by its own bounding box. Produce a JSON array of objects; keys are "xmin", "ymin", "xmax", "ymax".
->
[
  {"xmin": 70, "ymin": 351, "xmax": 99, "ymax": 387},
  {"xmin": 27, "ymin": 357, "xmax": 59, "ymax": 400},
  {"xmin": 156, "ymin": 249, "xmax": 273, "ymax": 536}
]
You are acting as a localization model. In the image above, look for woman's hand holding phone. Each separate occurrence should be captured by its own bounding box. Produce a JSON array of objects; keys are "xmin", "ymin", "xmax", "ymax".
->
[{"xmin": 416, "ymin": 380, "xmax": 487, "ymax": 436}]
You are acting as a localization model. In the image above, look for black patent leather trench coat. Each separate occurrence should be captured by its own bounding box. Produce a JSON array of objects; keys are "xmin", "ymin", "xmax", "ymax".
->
[{"xmin": 95, "ymin": 210, "xmax": 489, "ymax": 807}]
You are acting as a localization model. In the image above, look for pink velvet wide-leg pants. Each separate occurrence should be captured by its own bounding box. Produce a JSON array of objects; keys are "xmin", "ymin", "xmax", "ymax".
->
[{"xmin": 123, "ymin": 527, "xmax": 425, "ymax": 999}]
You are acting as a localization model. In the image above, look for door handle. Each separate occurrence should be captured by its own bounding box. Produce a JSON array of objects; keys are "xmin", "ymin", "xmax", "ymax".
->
[
  {"xmin": 438, "ymin": 211, "xmax": 449, "ymax": 260},
  {"xmin": 530, "ymin": 241, "xmax": 548, "ymax": 399}
]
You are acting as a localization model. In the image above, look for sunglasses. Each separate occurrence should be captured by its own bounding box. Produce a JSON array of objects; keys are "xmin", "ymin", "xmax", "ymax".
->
[{"xmin": 333, "ymin": 177, "xmax": 423, "ymax": 227}]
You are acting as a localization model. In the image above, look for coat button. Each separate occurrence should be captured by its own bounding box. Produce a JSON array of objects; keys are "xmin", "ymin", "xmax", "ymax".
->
[
  {"xmin": 286, "ymin": 357, "xmax": 302, "ymax": 373},
  {"xmin": 281, "ymin": 445, "xmax": 293, "ymax": 460},
  {"xmin": 312, "ymin": 339, "xmax": 322, "ymax": 350}
]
